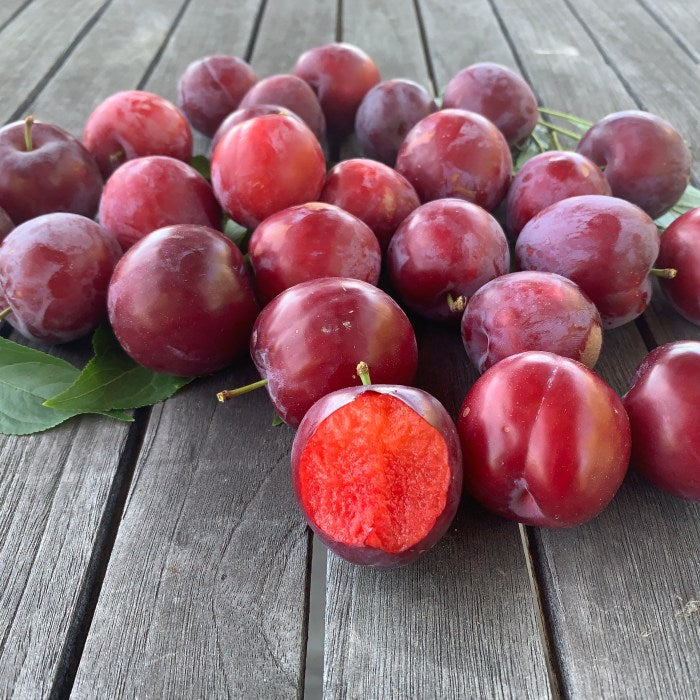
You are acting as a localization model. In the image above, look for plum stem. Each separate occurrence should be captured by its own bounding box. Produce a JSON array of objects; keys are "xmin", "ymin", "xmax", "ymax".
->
[
  {"xmin": 447, "ymin": 292, "xmax": 466, "ymax": 313},
  {"xmin": 538, "ymin": 107, "xmax": 593, "ymax": 128},
  {"xmin": 357, "ymin": 361, "xmax": 371, "ymax": 386},
  {"xmin": 24, "ymin": 115, "xmax": 34, "ymax": 151},
  {"xmin": 530, "ymin": 131, "xmax": 547, "ymax": 154},
  {"xmin": 0, "ymin": 307, "xmax": 11, "ymax": 321},
  {"xmin": 536, "ymin": 119, "xmax": 582, "ymax": 141},
  {"xmin": 550, "ymin": 128, "xmax": 562, "ymax": 151},
  {"xmin": 216, "ymin": 378, "xmax": 268, "ymax": 402},
  {"xmin": 109, "ymin": 148, "xmax": 124, "ymax": 165},
  {"xmin": 650, "ymin": 267, "xmax": 677, "ymax": 279}
]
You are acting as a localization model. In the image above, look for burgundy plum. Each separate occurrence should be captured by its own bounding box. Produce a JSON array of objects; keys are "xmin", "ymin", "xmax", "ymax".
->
[
  {"xmin": 83, "ymin": 90, "xmax": 193, "ymax": 178},
  {"xmin": 576, "ymin": 110, "xmax": 691, "ymax": 219},
  {"xmin": 239, "ymin": 74, "xmax": 325, "ymax": 141},
  {"xmin": 395, "ymin": 109, "xmax": 512, "ymax": 211},
  {"xmin": 248, "ymin": 202, "xmax": 381, "ymax": 305},
  {"xmin": 458, "ymin": 351, "xmax": 631, "ymax": 526},
  {"xmin": 505, "ymin": 151, "xmax": 611, "ymax": 237},
  {"xmin": 0, "ymin": 213, "xmax": 121, "ymax": 343},
  {"xmin": 0, "ymin": 117, "xmax": 102, "ymax": 224},
  {"xmin": 319, "ymin": 158, "xmax": 420, "ymax": 251},
  {"xmin": 247, "ymin": 277, "xmax": 418, "ymax": 427},
  {"xmin": 211, "ymin": 114, "xmax": 326, "ymax": 229},
  {"xmin": 354, "ymin": 79, "xmax": 437, "ymax": 165},
  {"xmin": 387, "ymin": 199, "xmax": 509, "ymax": 322},
  {"xmin": 443, "ymin": 62, "xmax": 538, "ymax": 145},
  {"xmin": 293, "ymin": 42, "xmax": 380, "ymax": 137},
  {"xmin": 108, "ymin": 224, "xmax": 259, "ymax": 376},
  {"xmin": 99, "ymin": 156, "xmax": 221, "ymax": 250},
  {"xmin": 177, "ymin": 55, "xmax": 257, "ymax": 137},
  {"xmin": 623, "ymin": 341, "xmax": 700, "ymax": 500},
  {"xmin": 461, "ymin": 271, "xmax": 603, "ymax": 373},
  {"xmin": 291, "ymin": 381, "xmax": 462, "ymax": 566},
  {"xmin": 656, "ymin": 208, "xmax": 700, "ymax": 325},
  {"xmin": 516, "ymin": 195, "xmax": 660, "ymax": 328}
]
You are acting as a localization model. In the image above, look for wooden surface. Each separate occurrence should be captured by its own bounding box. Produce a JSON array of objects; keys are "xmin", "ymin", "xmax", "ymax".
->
[{"xmin": 0, "ymin": 0, "xmax": 698, "ymax": 698}]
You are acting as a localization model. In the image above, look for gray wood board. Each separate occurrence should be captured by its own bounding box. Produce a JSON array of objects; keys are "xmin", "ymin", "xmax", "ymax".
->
[
  {"xmin": 73, "ymin": 2, "xmax": 333, "ymax": 695},
  {"xmin": 0, "ymin": 0, "xmax": 33, "ymax": 32},
  {"xmin": 635, "ymin": 0, "xmax": 700, "ymax": 63},
  {"xmin": 491, "ymin": 0, "xmax": 700, "ymax": 695},
  {"xmin": 324, "ymin": 4, "xmax": 551, "ymax": 697},
  {"xmin": 0, "ymin": 0, "xmax": 107, "ymax": 125}
]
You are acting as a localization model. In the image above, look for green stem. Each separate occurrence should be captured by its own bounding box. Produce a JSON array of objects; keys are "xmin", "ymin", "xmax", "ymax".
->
[
  {"xmin": 357, "ymin": 361, "xmax": 371, "ymax": 386},
  {"xmin": 530, "ymin": 131, "xmax": 547, "ymax": 154},
  {"xmin": 649, "ymin": 267, "xmax": 677, "ymax": 279},
  {"xmin": 24, "ymin": 115, "xmax": 34, "ymax": 151},
  {"xmin": 538, "ymin": 107, "xmax": 593, "ymax": 128},
  {"xmin": 0, "ymin": 307, "xmax": 12, "ymax": 322},
  {"xmin": 536, "ymin": 120, "xmax": 582, "ymax": 141},
  {"xmin": 216, "ymin": 378, "xmax": 268, "ymax": 402},
  {"xmin": 550, "ymin": 128, "xmax": 562, "ymax": 151}
]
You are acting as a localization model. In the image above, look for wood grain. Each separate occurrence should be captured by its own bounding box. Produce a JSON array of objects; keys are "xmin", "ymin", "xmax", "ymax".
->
[
  {"xmin": 73, "ymin": 2, "xmax": 335, "ymax": 696},
  {"xmin": 493, "ymin": 0, "xmax": 700, "ymax": 695}
]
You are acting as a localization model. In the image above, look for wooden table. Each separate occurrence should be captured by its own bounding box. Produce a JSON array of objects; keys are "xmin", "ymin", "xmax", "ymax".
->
[{"xmin": 1, "ymin": 1, "xmax": 698, "ymax": 697}]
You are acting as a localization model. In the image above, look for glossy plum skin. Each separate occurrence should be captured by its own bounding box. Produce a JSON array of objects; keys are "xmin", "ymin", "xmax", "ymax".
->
[
  {"xmin": 443, "ymin": 62, "xmax": 538, "ymax": 145},
  {"xmin": 656, "ymin": 208, "xmax": 700, "ymax": 325},
  {"xmin": 83, "ymin": 90, "xmax": 193, "ymax": 178},
  {"xmin": 177, "ymin": 55, "xmax": 257, "ymax": 136},
  {"xmin": 211, "ymin": 114, "xmax": 326, "ymax": 229},
  {"xmin": 623, "ymin": 341, "xmax": 700, "ymax": 500},
  {"xmin": 387, "ymin": 199, "xmax": 510, "ymax": 322},
  {"xmin": 458, "ymin": 352, "xmax": 631, "ymax": 526},
  {"xmin": 209, "ymin": 104, "xmax": 300, "ymax": 157},
  {"xmin": 516, "ymin": 195, "xmax": 660, "ymax": 328},
  {"xmin": 99, "ymin": 156, "xmax": 222, "ymax": 250},
  {"xmin": 0, "ymin": 213, "xmax": 121, "ymax": 343},
  {"xmin": 293, "ymin": 42, "xmax": 380, "ymax": 137},
  {"xmin": 291, "ymin": 384, "xmax": 462, "ymax": 567},
  {"xmin": 108, "ymin": 225, "xmax": 259, "ymax": 376},
  {"xmin": 248, "ymin": 202, "xmax": 381, "ymax": 305},
  {"xmin": 354, "ymin": 79, "xmax": 437, "ymax": 165},
  {"xmin": 319, "ymin": 158, "xmax": 420, "ymax": 251},
  {"xmin": 250, "ymin": 277, "xmax": 418, "ymax": 427},
  {"xmin": 0, "ymin": 207, "xmax": 13, "ymax": 241},
  {"xmin": 239, "ymin": 74, "xmax": 325, "ymax": 140},
  {"xmin": 505, "ymin": 151, "xmax": 611, "ymax": 237},
  {"xmin": 0, "ymin": 120, "xmax": 102, "ymax": 224},
  {"xmin": 461, "ymin": 271, "xmax": 603, "ymax": 373},
  {"xmin": 395, "ymin": 109, "xmax": 512, "ymax": 211},
  {"xmin": 576, "ymin": 110, "xmax": 691, "ymax": 219}
]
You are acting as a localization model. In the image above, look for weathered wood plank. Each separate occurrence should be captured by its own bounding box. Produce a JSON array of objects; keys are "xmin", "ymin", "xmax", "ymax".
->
[
  {"xmin": 73, "ymin": 2, "xmax": 335, "ymax": 696},
  {"xmin": 493, "ymin": 0, "xmax": 700, "ymax": 695},
  {"xmin": 0, "ymin": 0, "xmax": 108, "ymax": 125},
  {"xmin": 324, "ymin": 5, "xmax": 551, "ymax": 698},
  {"xmin": 636, "ymin": 0, "xmax": 700, "ymax": 65},
  {"xmin": 0, "ymin": 0, "xmax": 33, "ymax": 32}
]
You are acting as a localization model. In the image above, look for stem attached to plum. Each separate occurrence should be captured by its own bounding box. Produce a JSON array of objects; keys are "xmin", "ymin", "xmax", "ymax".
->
[
  {"xmin": 24, "ymin": 115, "xmax": 34, "ymax": 152},
  {"xmin": 650, "ymin": 267, "xmax": 678, "ymax": 279},
  {"xmin": 216, "ymin": 378, "xmax": 269, "ymax": 402},
  {"xmin": 537, "ymin": 107, "xmax": 593, "ymax": 129},
  {"xmin": 357, "ymin": 361, "xmax": 371, "ymax": 386},
  {"xmin": 0, "ymin": 307, "xmax": 12, "ymax": 322},
  {"xmin": 447, "ymin": 292, "xmax": 466, "ymax": 314},
  {"xmin": 536, "ymin": 119, "xmax": 582, "ymax": 142},
  {"xmin": 109, "ymin": 148, "xmax": 124, "ymax": 165}
]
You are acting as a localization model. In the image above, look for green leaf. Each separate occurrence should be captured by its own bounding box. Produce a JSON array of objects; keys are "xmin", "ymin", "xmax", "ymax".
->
[
  {"xmin": 43, "ymin": 325, "xmax": 193, "ymax": 414},
  {"xmin": 190, "ymin": 154, "xmax": 211, "ymax": 180},
  {"xmin": 512, "ymin": 123, "xmax": 555, "ymax": 172},
  {"xmin": 656, "ymin": 183, "xmax": 700, "ymax": 231},
  {"xmin": 223, "ymin": 216, "xmax": 252, "ymax": 251},
  {"xmin": 0, "ymin": 337, "xmax": 130, "ymax": 435}
]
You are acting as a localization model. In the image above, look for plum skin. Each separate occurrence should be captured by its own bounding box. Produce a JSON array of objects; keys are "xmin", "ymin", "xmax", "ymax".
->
[
  {"xmin": 458, "ymin": 351, "xmax": 631, "ymax": 527},
  {"xmin": 461, "ymin": 271, "xmax": 603, "ymax": 373},
  {"xmin": 250, "ymin": 277, "xmax": 418, "ymax": 427},
  {"xmin": 291, "ymin": 384, "xmax": 462, "ymax": 567},
  {"xmin": 0, "ymin": 213, "xmax": 121, "ymax": 343},
  {"xmin": 515, "ymin": 194, "xmax": 660, "ymax": 329},
  {"xmin": 108, "ymin": 224, "xmax": 259, "ymax": 376},
  {"xmin": 656, "ymin": 208, "xmax": 700, "ymax": 325},
  {"xmin": 623, "ymin": 341, "xmax": 700, "ymax": 501},
  {"xmin": 576, "ymin": 110, "xmax": 691, "ymax": 219}
]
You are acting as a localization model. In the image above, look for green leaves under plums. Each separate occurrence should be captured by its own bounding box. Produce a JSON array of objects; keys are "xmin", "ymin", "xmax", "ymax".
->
[
  {"xmin": 223, "ymin": 216, "xmax": 252, "ymax": 251},
  {"xmin": 0, "ymin": 337, "xmax": 130, "ymax": 435},
  {"xmin": 43, "ymin": 325, "xmax": 193, "ymax": 415},
  {"xmin": 190, "ymin": 154, "xmax": 211, "ymax": 180},
  {"xmin": 656, "ymin": 183, "xmax": 700, "ymax": 230}
]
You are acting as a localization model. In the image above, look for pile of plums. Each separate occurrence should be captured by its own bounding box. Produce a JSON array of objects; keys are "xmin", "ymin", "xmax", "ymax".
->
[{"xmin": 0, "ymin": 43, "xmax": 697, "ymax": 568}]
